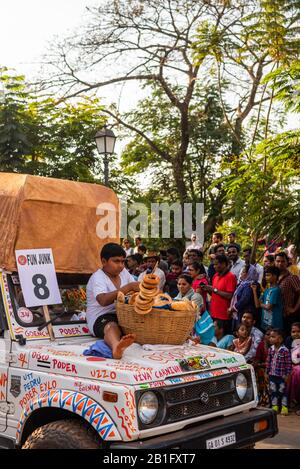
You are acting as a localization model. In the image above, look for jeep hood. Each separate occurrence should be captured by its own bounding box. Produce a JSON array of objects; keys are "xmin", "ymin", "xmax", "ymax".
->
[{"xmin": 24, "ymin": 341, "xmax": 246, "ymax": 385}]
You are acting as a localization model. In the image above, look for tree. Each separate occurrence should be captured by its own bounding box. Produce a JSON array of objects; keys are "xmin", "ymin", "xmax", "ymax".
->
[
  {"xmin": 0, "ymin": 68, "xmax": 134, "ymax": 195},
  {"xmin": 220, "ymin": 57, "xmax": 300, "ymax": 253},
  {"xmin": 41, "ymin": 0, "xmax": 299, "ymax": 237},
  {"xmin": 121, "ymin": 80, "xmax": 233, "ymax": 234},
  {"xmin": 193, "ymin": 0, "xmax": 300, "ymax": 156},
  {"xmin": 42, "ymin": 0, "xmax": 251, "ymax": 204},
  {"xmin": 0, "ymin": 68, "xmax": 34, "ymax": 171},
  {"xmin": 221, "ymin": 129, "xmax": 300, "ymax": 249},
  {"xmin": 265, "ymin": 60, "xmax": 300, "ymax": 114}
]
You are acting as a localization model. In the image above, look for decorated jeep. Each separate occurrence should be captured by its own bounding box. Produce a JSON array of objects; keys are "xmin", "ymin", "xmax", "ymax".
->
[{"xmin": 0, "ymin": 173, "xmax": 278, "ymax": 449}]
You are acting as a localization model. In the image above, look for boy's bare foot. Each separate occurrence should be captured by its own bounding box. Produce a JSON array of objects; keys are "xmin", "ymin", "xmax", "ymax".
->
[{"xmin": 112, "ymin": 334, "xmax": 136, "ymax": 359}]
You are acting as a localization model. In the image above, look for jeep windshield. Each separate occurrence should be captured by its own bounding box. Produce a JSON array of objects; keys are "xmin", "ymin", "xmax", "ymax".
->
[{"xmin": 9, "ymin": 273, "xmax": 90, "ymax": 328}]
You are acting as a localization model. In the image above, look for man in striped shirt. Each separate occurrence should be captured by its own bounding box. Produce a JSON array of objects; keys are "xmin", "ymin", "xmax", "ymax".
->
[{"xmin": 275, "ymin": 252, "xmax": 300, "ymax": 334}]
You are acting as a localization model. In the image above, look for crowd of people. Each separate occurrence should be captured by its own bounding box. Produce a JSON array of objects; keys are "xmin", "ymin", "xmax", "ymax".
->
[{"xmin": 121, "ymin": 233, "xmax": 300, "ymax": 416}]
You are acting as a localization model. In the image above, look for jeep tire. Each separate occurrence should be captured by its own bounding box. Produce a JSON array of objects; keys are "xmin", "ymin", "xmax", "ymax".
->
[{"xmin": 22, "ymin": 419, "xmax": 100, "ymax": 449}]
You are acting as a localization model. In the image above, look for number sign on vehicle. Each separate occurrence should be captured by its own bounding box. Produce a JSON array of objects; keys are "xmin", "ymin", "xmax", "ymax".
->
[
  {"xmin": 15, "ymin": 249, "xmax": 62, "ymax": 308},
  {"xmin": 206, "ymin": 432, "xmax": 236, "ymax": 449}
]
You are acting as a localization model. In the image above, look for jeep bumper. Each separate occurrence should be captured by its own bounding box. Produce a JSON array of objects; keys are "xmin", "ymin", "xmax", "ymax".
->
[{"xmin": 110, "ymin": 408, "xmax": 278, "ymax": 449}]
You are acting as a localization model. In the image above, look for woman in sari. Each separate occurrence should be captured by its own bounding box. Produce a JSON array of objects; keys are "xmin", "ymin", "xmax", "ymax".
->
[{"xmin": 228, "ymin": 264, "xmax": 260, "ymax": 330}]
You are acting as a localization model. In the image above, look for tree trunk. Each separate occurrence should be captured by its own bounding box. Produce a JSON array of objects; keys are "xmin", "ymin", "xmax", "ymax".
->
[
  {"xmin": 250, "ymin": 233, "xmax": 259, "ymax": 265},
  {"xmin": 204, "ymin": 192, "xmax": 224, "ymax": 237},
  {"xmin": 172, "ymin": 155, "xmax": 188, "ymax": 204},
  {"xmin": 231, "ymin": 117, "xmax": 243, "ymax": 157}
]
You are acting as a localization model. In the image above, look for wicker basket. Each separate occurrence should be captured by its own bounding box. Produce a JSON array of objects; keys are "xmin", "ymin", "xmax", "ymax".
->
[{"xmin": 116, "ymin": 302, "xmax": 196, "ymax": 345}]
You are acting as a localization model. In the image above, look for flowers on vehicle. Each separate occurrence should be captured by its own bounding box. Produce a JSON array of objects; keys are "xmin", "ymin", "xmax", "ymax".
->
[{"xmin": 62, "ymin": 287, "xmax": 86, "ymax": 311}]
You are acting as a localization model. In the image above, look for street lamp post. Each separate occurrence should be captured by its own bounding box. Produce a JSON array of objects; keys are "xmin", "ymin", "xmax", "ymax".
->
[{"xmin": 95, "ymin": 126, "xmax": 117, "ymax": 187}]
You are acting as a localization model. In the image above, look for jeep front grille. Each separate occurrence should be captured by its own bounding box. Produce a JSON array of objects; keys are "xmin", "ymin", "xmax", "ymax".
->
[
  {"xmin": 136, "ymin": 370, "xmax": 253, "ymax": 430},
  {"xmin": 164, "ymin": 371, "xmax": 249, "ymax": 424}
]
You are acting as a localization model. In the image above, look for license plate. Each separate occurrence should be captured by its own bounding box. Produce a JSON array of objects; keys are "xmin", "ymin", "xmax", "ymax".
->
[{"xmin": 206, "ymin": 432, "xmax": 236, "ymax": 449}]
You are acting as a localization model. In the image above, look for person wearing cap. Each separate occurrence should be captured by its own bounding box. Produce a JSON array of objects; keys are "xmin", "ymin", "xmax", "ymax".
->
[
  {"xmin": 227, "ymin": 232, "xmax": 241, "ymax": 252},
  {"xmin": 138, "ymin": 250, "xmax": 166, "ymax": 291}
]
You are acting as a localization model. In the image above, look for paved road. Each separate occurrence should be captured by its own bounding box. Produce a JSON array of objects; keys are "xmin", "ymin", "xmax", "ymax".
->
[{"xmin": 256, "ymin": 413, "xmax": 300, "ymax": 449}]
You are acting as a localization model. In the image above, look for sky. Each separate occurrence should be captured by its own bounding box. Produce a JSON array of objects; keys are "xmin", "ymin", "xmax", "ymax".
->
[
  {"xmin": 0, "ymin": 0, "xmax": 144, "ymax": 109},
  {"xmin": 0, "ymin": 0, "xmax": 146, "ymax": 177},
  {"xmin": 1, "ymin": 0, "xmax": 96, "ymax": 77}
]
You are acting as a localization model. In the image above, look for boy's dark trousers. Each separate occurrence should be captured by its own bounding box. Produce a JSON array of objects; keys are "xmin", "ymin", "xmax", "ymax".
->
[{"xmin": 269, "ymin": 375, "xmax": 288, "ymax": 407}]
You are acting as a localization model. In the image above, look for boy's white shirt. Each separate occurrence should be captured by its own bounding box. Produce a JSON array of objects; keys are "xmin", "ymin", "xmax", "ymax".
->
[{"xmin": 86, "ymin": 268, "xmax": 135, "ymax": 334}]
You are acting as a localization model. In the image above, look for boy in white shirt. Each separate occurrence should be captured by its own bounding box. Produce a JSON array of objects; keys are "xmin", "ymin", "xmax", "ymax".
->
[{"xmin": 86, "ymin": 243, "xmax": 140, "ymax": 358}]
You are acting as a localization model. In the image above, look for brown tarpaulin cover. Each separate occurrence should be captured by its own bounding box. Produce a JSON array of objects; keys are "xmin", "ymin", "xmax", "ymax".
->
[{"xmin": 0, "ymin": 173, "xmax": 119, "ymax": 273}]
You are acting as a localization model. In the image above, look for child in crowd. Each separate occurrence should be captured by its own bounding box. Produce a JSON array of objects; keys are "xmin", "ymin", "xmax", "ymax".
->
[
  {"xmin": 251, "ymin": 266, "xmax": 283, "ymax": 331},
  {"xmin": 241, "ymin": 311, "xmax": 264, "ymax": 363},
  {"xmin": 165, "ymin": 260, "xmax": 183, "ymax": 298},
  {"xmin": 136, "ymin": 245, "xmax": 147, "ymax": 273},
  {"xmin": 287, "ymin": 322, "xmax": 300, "ymax": 414},
  {"xmin": 266, "ymin": 328, "xmax": 292, "ymax": 415},
  {"xmin": 233, "ymin": 324, "xmax": 252, "ymax": 356},
  {"xmin": 211, "ymin": 320, "xmax": 235, "ymax": 350},
  {"xmin": 262, "ymin": 255, "xmax": 275, "ymax": 290},
  {"xmin": 125, "ymin": 253, "xmax": 143, "ymax": 280},
  {"xmin": 253, "ymin": 327, "xmax": 272, "ymax": 406},
  {"xmin": 285, "ymin": 321, "xmax": 300, "ymax": 350},
  {"xmin": 187, "ymin": 261, "xmax": 208, "ymax": 312},
  {"xmin": 182, "ymin": 251, "xmax": 190, "ymax": 272}
]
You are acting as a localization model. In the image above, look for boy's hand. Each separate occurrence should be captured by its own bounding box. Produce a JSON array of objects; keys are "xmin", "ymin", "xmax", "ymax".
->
[{"xmin": 250, "ymin": 284, "xmax": 257, "ymax": 291}]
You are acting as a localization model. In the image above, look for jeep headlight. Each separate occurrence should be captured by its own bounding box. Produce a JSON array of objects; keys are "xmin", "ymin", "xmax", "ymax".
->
[
  {"xmin": 236, "ymin": 373, "xmax": 248, "ymax": 401},
  {"xmin": 138, "ymin": 392, "xmax": 159, "ymax": 425}
]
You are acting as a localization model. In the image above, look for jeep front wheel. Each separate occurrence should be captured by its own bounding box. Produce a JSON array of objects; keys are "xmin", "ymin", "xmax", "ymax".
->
[{"xmin": 22, "ymin": 419, "xmax": 101, "ymax": 449}]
